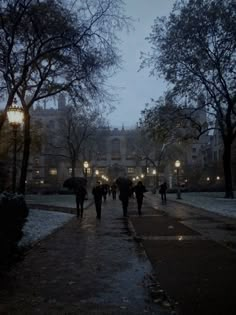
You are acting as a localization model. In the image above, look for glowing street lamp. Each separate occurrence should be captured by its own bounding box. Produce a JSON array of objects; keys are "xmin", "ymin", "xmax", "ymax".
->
[
  {"xmin": 7, "ymin": 100, "xmax": 24, "ymax": 193},
  {"xmin": 83, "ymin": 161, "xmax": 89, "ymax": 178},
  {"xmin": 175, "ymin": 160, "xmax": 181, "ymax": 199}
]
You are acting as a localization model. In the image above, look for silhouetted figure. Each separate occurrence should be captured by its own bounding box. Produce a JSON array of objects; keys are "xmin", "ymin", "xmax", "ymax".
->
[
  {"xmin": 119, "ymin": 190, "xmax": 129, "ymax": 217},
  {"xmin": 92, "ymin": 181, "xmax": 103, "ymax": 219},
  {"xmin": 133, "ymin": 181, "xmax": 147, "ymax": 215},
  {"xmin": 108, "ymin": 185, "xmax": 111, "ymax": 196},
  {"xmin": 111, "ymin": 183, "xmax": 117, "ymax": 200},
  {"xmin": 102, "ymin": 184, "xmax": 108, "ymax": 202},
  {"xmin": 75, "ymin": 185, "xmax": 87, "ymax": 218},
  {"xmin": 159, "ymin": 182, "xmax": 167, "ymax": 204}
]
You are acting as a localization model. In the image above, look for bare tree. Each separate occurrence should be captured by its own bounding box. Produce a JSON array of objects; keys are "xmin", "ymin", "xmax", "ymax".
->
[
  {"xmin": 141, "ymin": 0, "xmax": 236, "ymax": 197},
  {"xmin": 0, "ymin": 0, "xmax": 129, "ymax": 193},
  {"xmin": 44, "ymin": 105, "xmax": 105, "ymax": 178}
]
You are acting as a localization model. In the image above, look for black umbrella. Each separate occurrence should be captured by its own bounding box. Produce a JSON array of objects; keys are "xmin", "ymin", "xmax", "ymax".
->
[
  {"xmin": 116, "ymin": 177, "xmax": 132, "ymax": 190},
  {"xmin": 63, "ymin": 177, "xmax": 87, "ymax": 190}
]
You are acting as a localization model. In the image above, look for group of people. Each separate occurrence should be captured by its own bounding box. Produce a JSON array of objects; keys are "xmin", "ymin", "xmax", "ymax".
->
[
  {"xmin": 75, "ymin": 182, "xmax": 117, "ymax": 218},
  {"xmin": 75, "ymin": 179, "xmax": 168, "ymax": 220}
]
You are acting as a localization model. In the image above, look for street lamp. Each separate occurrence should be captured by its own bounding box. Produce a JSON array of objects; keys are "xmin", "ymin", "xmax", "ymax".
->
[
  {"xmin": 95, "ymin": 169, "xmax": 99, "ymax": 176},
  {"xmin": 83, "ymin": 161, "xmax": 89, "ymax": 178},
  {"xmin": 7, "ymin": 101, "xmax": 24, "ymax": 193},
  {"xmin": 175, "ymin": 160, "xmax": 181, "ymax": 199}
]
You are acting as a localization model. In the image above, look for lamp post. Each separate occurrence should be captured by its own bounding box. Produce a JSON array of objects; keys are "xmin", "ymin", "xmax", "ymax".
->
[
  {"xmin": 175, "ymin": 160, "xmax": 181, "ymax": 199},
  {"xmin": 83, "ymin": 161, "xmax": 89, "ymax": 178},
  {"xmin": 7, "ymin": 101, "xmax": 24, "ymax": 193}
]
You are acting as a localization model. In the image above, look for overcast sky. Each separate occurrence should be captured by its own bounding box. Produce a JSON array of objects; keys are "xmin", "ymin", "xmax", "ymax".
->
[{"xmin": 107, "ymin": 0, "xmax": 175, "ymax": 128}]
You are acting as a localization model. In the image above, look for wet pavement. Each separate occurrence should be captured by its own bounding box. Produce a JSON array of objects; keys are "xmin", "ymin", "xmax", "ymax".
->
[
  {"xmin": 134, "ymin": 193, "xmax": 236, "ymax": 315},
  {"xmin": 0, "ymin": 198, "xmax": 173, "ymax": 315},
  {"xmin": 1, "ymin": 193, "xmax": 236, "ymax": 314}
]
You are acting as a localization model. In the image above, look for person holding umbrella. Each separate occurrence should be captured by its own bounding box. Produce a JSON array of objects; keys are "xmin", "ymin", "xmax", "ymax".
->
[
  {"xmin": 63, "ymin": 177, "xmax": 87, "ymax": 218},
  {"xmin": 116, "ymin": 177, "xmax": 133, "ymax": 217},
  {"xmin": 75, "ymin": 185, "xmax": 87, "ymax": 218}
]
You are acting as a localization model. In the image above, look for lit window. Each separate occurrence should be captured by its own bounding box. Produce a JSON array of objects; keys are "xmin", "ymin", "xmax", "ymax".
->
[
  {"xmin": 35, "ymin": 170, "xmax": 40, "ymax": 175},
  {"xmin": 127, "ymin": 167, "xmax": 134, "ymax": 174},
  {"xmin": 68, "ymin": 168, "xmax": 72, "ymax": 175},
  {"xmin": 49, "ymin": 168, "xmax": 57, "ymax": 175},
  {"xmin": 87, "ymin": 168, "xmax": 91, "ymax": 175}
]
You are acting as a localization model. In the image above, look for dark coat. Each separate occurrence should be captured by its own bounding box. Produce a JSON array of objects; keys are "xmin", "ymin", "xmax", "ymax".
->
[
  {"xmin": 92, "ymin": 185, "xmax": 103, "ymax": 201},
  {"xmin": 134, "ymin": 183, "xmax": 147, "ymax": 199},
  {"xmin": 76, "ymin": 186, "xmax": 87, "ymax": 201}
]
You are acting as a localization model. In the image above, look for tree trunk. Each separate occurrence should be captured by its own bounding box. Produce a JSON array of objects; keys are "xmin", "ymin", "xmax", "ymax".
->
[
  {"xmin": 223, "ymin": 139, "xmax": 234, "ymax": 198},
  {"xmin": 18, "ymin": 110, "xmax": 31, "ymax": 194},
  {"xmin": 71, "ymin": 159, "xmax": 76, "ymax": 177}
]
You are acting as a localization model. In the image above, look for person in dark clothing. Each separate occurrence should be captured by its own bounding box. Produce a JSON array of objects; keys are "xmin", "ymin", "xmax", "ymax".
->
[
  {"xmin": 75, "ymin": 185, "xmax": 87, "ymax": 218},
  {"xmin": 92, "ymin": 181, "xmax": 103, "ymax": 219},
  {"xmin": 133, "ymin": 181, "xmax": 147, "ymax": 215},
  {"xmin": 111, "ymin": 183, "xmax": 117, "ymax": 200},
  {"xmin": 102, "ymin": 184, "xmax": 108, "ymax": 202},
  {"xmin": 119, "ymin": 184, "xmax": 132, "ymax": 217},
  {"xmin": 159, "ymin": 182, "xmax": 167, "ymax": 204},
  {"xmin": 119, "ymin": 190, "xmax": 129, "ymax": 217}
]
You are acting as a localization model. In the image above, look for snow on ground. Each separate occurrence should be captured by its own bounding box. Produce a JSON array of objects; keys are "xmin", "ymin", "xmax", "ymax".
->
[
  {"xmin": 18, "ymin": 209, "xmax": 75, "ymax": 248},
  {"xmin": 167, "ymin": 192, "xmax": 236, "ymax": 218},
  {"xmin": 19, "ymin": 192, "xmax": 236, "ymax": 249}
]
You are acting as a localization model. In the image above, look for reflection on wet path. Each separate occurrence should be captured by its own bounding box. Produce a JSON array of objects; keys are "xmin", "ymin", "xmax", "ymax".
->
[
  {"xmin": 72, "ymin": 199, "xmax": 169, "ymax": 314},
  {"xmin": 0, "ymin": 198, "xmax": 172, "ymax": 315}
]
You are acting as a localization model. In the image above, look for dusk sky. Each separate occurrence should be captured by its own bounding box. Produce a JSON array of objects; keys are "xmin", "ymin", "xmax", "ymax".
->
[{"xmin": 107, "ymin": 0, "xmax": 175, "ymax": 128}]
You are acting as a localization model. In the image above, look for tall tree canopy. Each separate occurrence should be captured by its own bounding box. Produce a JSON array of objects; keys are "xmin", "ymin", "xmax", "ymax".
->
[
  {"xmin": 0, "ymin": 0, "xmax": 129, "ymax": 193},
  {"xmin": 141, "ymin": 0, "xmax": 236, "ymax": 197}
]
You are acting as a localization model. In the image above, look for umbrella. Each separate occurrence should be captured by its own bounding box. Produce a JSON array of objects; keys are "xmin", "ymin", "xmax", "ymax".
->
[
  {"xmin": 116, "ymin": 177, "xmax": 132, "ymax": 190},
  {"xmin": 63, "ymin": 177, "xmax": 87, "ymax": 190}
]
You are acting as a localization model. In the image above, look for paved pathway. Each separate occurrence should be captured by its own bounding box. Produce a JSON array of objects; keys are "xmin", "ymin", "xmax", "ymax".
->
[
  {"xmin": 0, "ymin": 198, "xmax": 172, "ymax": 315},
  {"xmin": 2, "ymin": 193, "xmax": 236, "ymax": 315},
  {"xmin": 166, "ymin": 191, "xmax": 236, "ymax": 218},
  {"xmin": 133, "ymin": 193, "xmax": 236, "ymax": 315}
]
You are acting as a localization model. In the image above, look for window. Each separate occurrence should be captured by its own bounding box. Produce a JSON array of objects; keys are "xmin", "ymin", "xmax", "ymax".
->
[
  {"xmin": 127, "ymin": 167, "xmax": 134, "ymax": 174},
  {"xmin": 192, "ymin": 148, "xmax": 197, "ymax": 153},
  {"xmin": 111, "ymin": 138, "xmax": 120, "ymax": 156},
  {"xmin": 49, "ymin": 168, "xmax": 57, "ymax": 175},
  {"xmin": 35, "ymin": 158, "xmax": 39, "ymax": 165},
  {"xmin": 68, "ymin": 168, "xmax": 72, "ymax": 175},
  {"xmin": 192, "ymin": 155, "xmax": 197, "ymax": 160}
]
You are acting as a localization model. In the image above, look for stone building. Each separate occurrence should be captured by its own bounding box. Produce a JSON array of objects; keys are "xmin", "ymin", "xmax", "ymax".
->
[{"xmin": 27, "ymin": 96, "xmax": 212, "ymax": 192}]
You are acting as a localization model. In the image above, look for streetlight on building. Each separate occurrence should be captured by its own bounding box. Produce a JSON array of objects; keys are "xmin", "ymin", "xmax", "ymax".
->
[
  {"xmin": 175, "ymin": 160, "xmax": 181, "ymax": 199},
  {"xmin": 83, "ymin": 161, "xmax": 89, "ymax": 178},
  {"xmin": 7, "ymin": 100, "xmax": 24, "ymax": 193}
]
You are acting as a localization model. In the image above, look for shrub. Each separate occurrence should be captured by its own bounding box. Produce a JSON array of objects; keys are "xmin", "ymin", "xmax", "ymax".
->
[{"xmin": 0, "ymin": 192, "xmax": 29, "ymax": 269}]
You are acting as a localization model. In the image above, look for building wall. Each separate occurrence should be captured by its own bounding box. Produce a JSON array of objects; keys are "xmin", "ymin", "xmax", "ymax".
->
[{"xmin": 27, "ymin": 99, "xmax": 211, "ymax": 191}]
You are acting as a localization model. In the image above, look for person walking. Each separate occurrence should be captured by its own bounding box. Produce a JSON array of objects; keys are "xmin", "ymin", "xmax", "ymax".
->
[
  {"xmin": 92, "ymin": 181, "xmax": 104, "ymax": 219},
  {"xmin": 102, "ymin": 184, "xmax": 108, "ymax": 202},
  {"xmin": 159, "ymin": 182, "xmax": 167, "ymax": 204},
  {"xmin": 133, "ymin": 181, "xmax": 147, "ymax": 215},
  {"xmin": 75, "ymin": 185, "xmax": 87, "ymax": 218},
  {"xmin": 111, "ymin": 183, "xmax": 117, "ymax": 200}
]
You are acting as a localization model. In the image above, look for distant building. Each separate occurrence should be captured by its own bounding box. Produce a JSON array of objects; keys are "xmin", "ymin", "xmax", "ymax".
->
[{"xmin": 27, "ymin": 95, "xmax": 213, "ymax": 192}]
